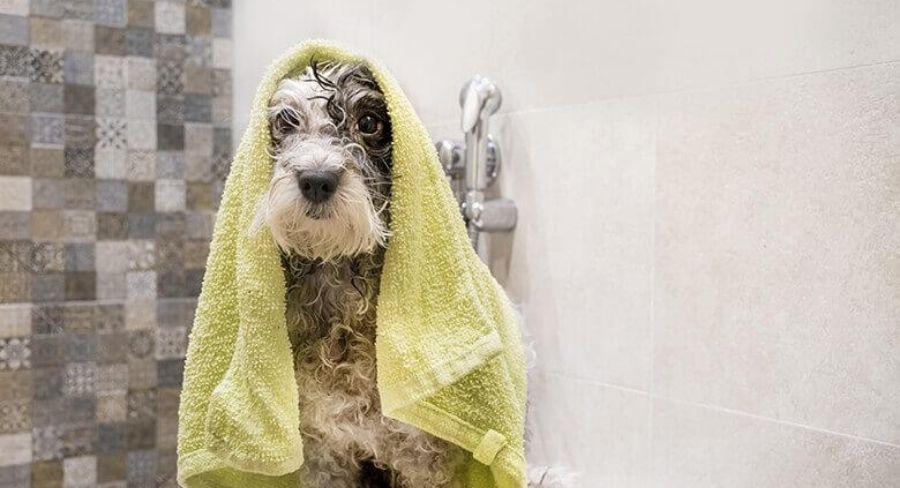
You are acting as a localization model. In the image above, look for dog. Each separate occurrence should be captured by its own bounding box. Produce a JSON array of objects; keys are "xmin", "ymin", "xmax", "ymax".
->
[{"xmin": 255, "ymin": 62, "xmax": 575, "ymax": 488}]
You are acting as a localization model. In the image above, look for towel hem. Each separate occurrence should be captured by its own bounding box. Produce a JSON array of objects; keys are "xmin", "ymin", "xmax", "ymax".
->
[
  {"xmin": 178, "ymin": 446, "xmax": 302, "ymax": 486},
  {"xmin": 390, "ymin": 400, "xmax": 526, "ymax": 487}
]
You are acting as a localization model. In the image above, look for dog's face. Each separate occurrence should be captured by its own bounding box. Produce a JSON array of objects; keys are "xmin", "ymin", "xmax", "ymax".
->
[{"xmin": 256, "ymin": 62, "xmax": 393, "ymax": 261}]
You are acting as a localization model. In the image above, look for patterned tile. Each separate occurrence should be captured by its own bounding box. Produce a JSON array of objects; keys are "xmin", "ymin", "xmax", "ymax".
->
[
  {"xmin": 96, "ymin": 363, "xmax": 127, "ymax": 393},
  {"xmin": 154, "ymin": 327, "xmax": 185, "ymax": 360},
  {"xmin": 156, "ymin": 59, "xmax": 183, "ymax": 95},
  {"xmin": 0, "ymin": 44, "xmax": 31, "ymax": 78},
  {"xmin": 93, "ymin": 55, "xmax": 125, "ymax": 89},
  {"xmin": 32, "ymin": 426, "xmax": 64, "ymax": 461},
  {"xmin": 155, "ymin": 2, "xmax": 185, "ymax": 35},
  {"xmin": 29, "ymin": 48, "xmax": 64, "ymax": 84},
  {"xmin": 63, "ymin": 362, "xmax": 97, "ymax": 396},
  {"xmin": 63, "ymin": 456, "xmax": 96, "ymax": 488},
  {"xmin": 7, "ymin": 0, "xmax": 230, "ymax": 480},
  {"xmin": 95, "ymin": 117, "xmax": 127, "ymax": 150},
  {"xmin": 0, "ymin": 399, "xmax": 29, "ymax": 433},
  {"xmin": 156, "ymin": 94, "xmax": 184, "ymax": 124},
  {"xmin": 0, "ymin": 337, "xmax": 30, "ymax": 370},
  {"xmin": 30, "ymin": 114, "xmax": 65, "ymax": 147}
]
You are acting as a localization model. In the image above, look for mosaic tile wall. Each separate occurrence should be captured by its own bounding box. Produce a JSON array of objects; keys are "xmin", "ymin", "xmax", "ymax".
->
[{"xmin": 0, "ymin": 1, "xmax": 232, "ymax": 486}]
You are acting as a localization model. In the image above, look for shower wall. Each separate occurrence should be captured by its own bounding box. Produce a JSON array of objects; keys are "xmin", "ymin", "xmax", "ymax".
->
[
  {"xmin": 233, "ymin": 1, "xmax": 900, "ymax": 486},
  {"xmin": 0, "ymin": 1, "xmax": 232, "ymax": 486}
]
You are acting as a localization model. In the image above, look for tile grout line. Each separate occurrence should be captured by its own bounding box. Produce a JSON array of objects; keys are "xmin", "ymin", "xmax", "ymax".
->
[
  {"xmin": 543, "ymin": 369, "xmax": 900, "ymax": 450},
  {"xmin": 647, "ymin": 92, "xmax": 660, "ymax": 486},
  {"xmin": 421, "ymin": 58, "xmax": 900, "ymax": 130}
]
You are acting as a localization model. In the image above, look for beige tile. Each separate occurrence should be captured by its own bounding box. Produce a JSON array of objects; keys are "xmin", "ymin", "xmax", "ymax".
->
[
  {"xmin": 498, "ymin": 97, "xmax": 655, "ymax": 389},
  {"xmin": 231, "ymin": 0, "xmax": 375, "ymax": 130},
  {"xmin": 652, "ymin": 399, "xmax": 900, "ymax": 488},
  {"xmin": 0, "ymin": 176, "xmax": 32, "ymax": 211},
  {"xmin": 371, "ymin": 0, "xmax": 659, "ymax": 125},
  {"xmin": 654, "ymin": 63, "xmax": 900, "ymax": 443},
  {"xmin": 0, "ymin": 304, "xmax": 31, "ymax": 338},
  {"xmin": 0, "ymin": 432, "xmax": 31, "ymax": 466},
  {"xmin": 656, "ymin": 0, "xmax": 900, "ymax": 90},
  {"xmin": 529, "ymin": 371, "xmax": 650, "ymax": 487}
]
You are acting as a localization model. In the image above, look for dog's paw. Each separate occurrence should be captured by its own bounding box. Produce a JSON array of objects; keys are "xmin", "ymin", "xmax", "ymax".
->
[{"xmin": 527, "ymin": 466, "xmax": 581, "ymax": 487}]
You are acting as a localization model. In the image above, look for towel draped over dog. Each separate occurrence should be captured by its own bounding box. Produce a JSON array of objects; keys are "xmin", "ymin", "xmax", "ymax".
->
[{"xmin": 176, "ymin": 40, "xmax": 527, "ymax": 488}]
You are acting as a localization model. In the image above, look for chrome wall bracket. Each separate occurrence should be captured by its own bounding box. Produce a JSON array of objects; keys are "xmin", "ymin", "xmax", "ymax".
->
[{"xmin": 435, "ymin": 76, "xmax": 517, "ymax": 255}]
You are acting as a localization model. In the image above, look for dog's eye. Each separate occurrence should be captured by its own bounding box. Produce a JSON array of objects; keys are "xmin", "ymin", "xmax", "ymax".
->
[
  {"xmin": 357, "ymin": 114, "xmax": 382, "ymax": 135},
  {"xmin": 274, "ymin": 109, "xmax": 301, "ymax": 135}
]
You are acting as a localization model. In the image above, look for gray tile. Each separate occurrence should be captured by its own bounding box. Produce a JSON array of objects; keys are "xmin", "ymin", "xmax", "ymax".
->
[
  {"xmin": 61, "ymin": 19, "xmax": 94, "ymax": 51},
  {"xmin": 0, "ymin": 80, "xmax": 29, "ymax": 112},
  {"xmin": 211, "ymin": 8, "xmax": 231, "ymax": 38},
  {"xmin": 63, "ymin": 50, "xmax": 94, "ymax": 86},
  {"xmin": 95, "ymin": 180, "xmax": 128, "ymax": 212},
  {"xmin": 62, "ymin": 0, "xmax": 95, "ymax": 21},
  {"xmin": 64, "ymin": 243, "xmax": 95, "ymax": 272},
  {"xmin": 0, "ymin": 14, "xmax": 28, "ymax": 46},
  {"xmin": 94, "ymin": 0, "xmax": 127, "ymax": 28},
  {"xmin": 124, "ymin": 28, "xmax": 153, "ymax": 58},
  {"xmin": 0, "ymin": 145, "xmax": 29, "ymax": 176},
  {"xmin": 28, "ymin": 83, "xmax": 63, "ymax": 113}
]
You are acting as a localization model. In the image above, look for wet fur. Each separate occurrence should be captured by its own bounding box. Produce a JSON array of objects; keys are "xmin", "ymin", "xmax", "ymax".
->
[
  {"xmin": 262, "ymin": 63, "xmax": 462, "ymax": 487},
  {"xmin": 261, "ymin": 63, "xmax": 572, "ymax": 488}
]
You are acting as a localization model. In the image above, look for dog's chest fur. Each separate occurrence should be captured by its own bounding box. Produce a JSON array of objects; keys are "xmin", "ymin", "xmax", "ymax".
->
[{"xmin": 284, "ymin": 252, "xmax": 384, "ymax": 446}]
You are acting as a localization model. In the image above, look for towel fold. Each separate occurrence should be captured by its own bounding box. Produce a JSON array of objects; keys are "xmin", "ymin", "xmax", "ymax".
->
[{"xmin": 177, "ymin": 40, "xmax": 527, "ymax": 488}]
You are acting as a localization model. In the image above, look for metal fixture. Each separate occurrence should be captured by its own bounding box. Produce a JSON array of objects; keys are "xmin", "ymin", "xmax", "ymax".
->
[{"xmin": 435, "ymin": 76, "xmax": 517, "ymax": 256}]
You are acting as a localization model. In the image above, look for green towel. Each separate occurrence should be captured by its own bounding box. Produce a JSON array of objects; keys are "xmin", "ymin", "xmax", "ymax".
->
[{"xmin": 177, "ymin": 40, "xmax": 527, "ymax": 488}]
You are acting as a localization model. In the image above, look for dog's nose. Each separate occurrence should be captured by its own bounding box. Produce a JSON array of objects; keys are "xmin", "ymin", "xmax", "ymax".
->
[{"xmin": 297, "ymin": 170, "xmax": 339, "ymax": 204}]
